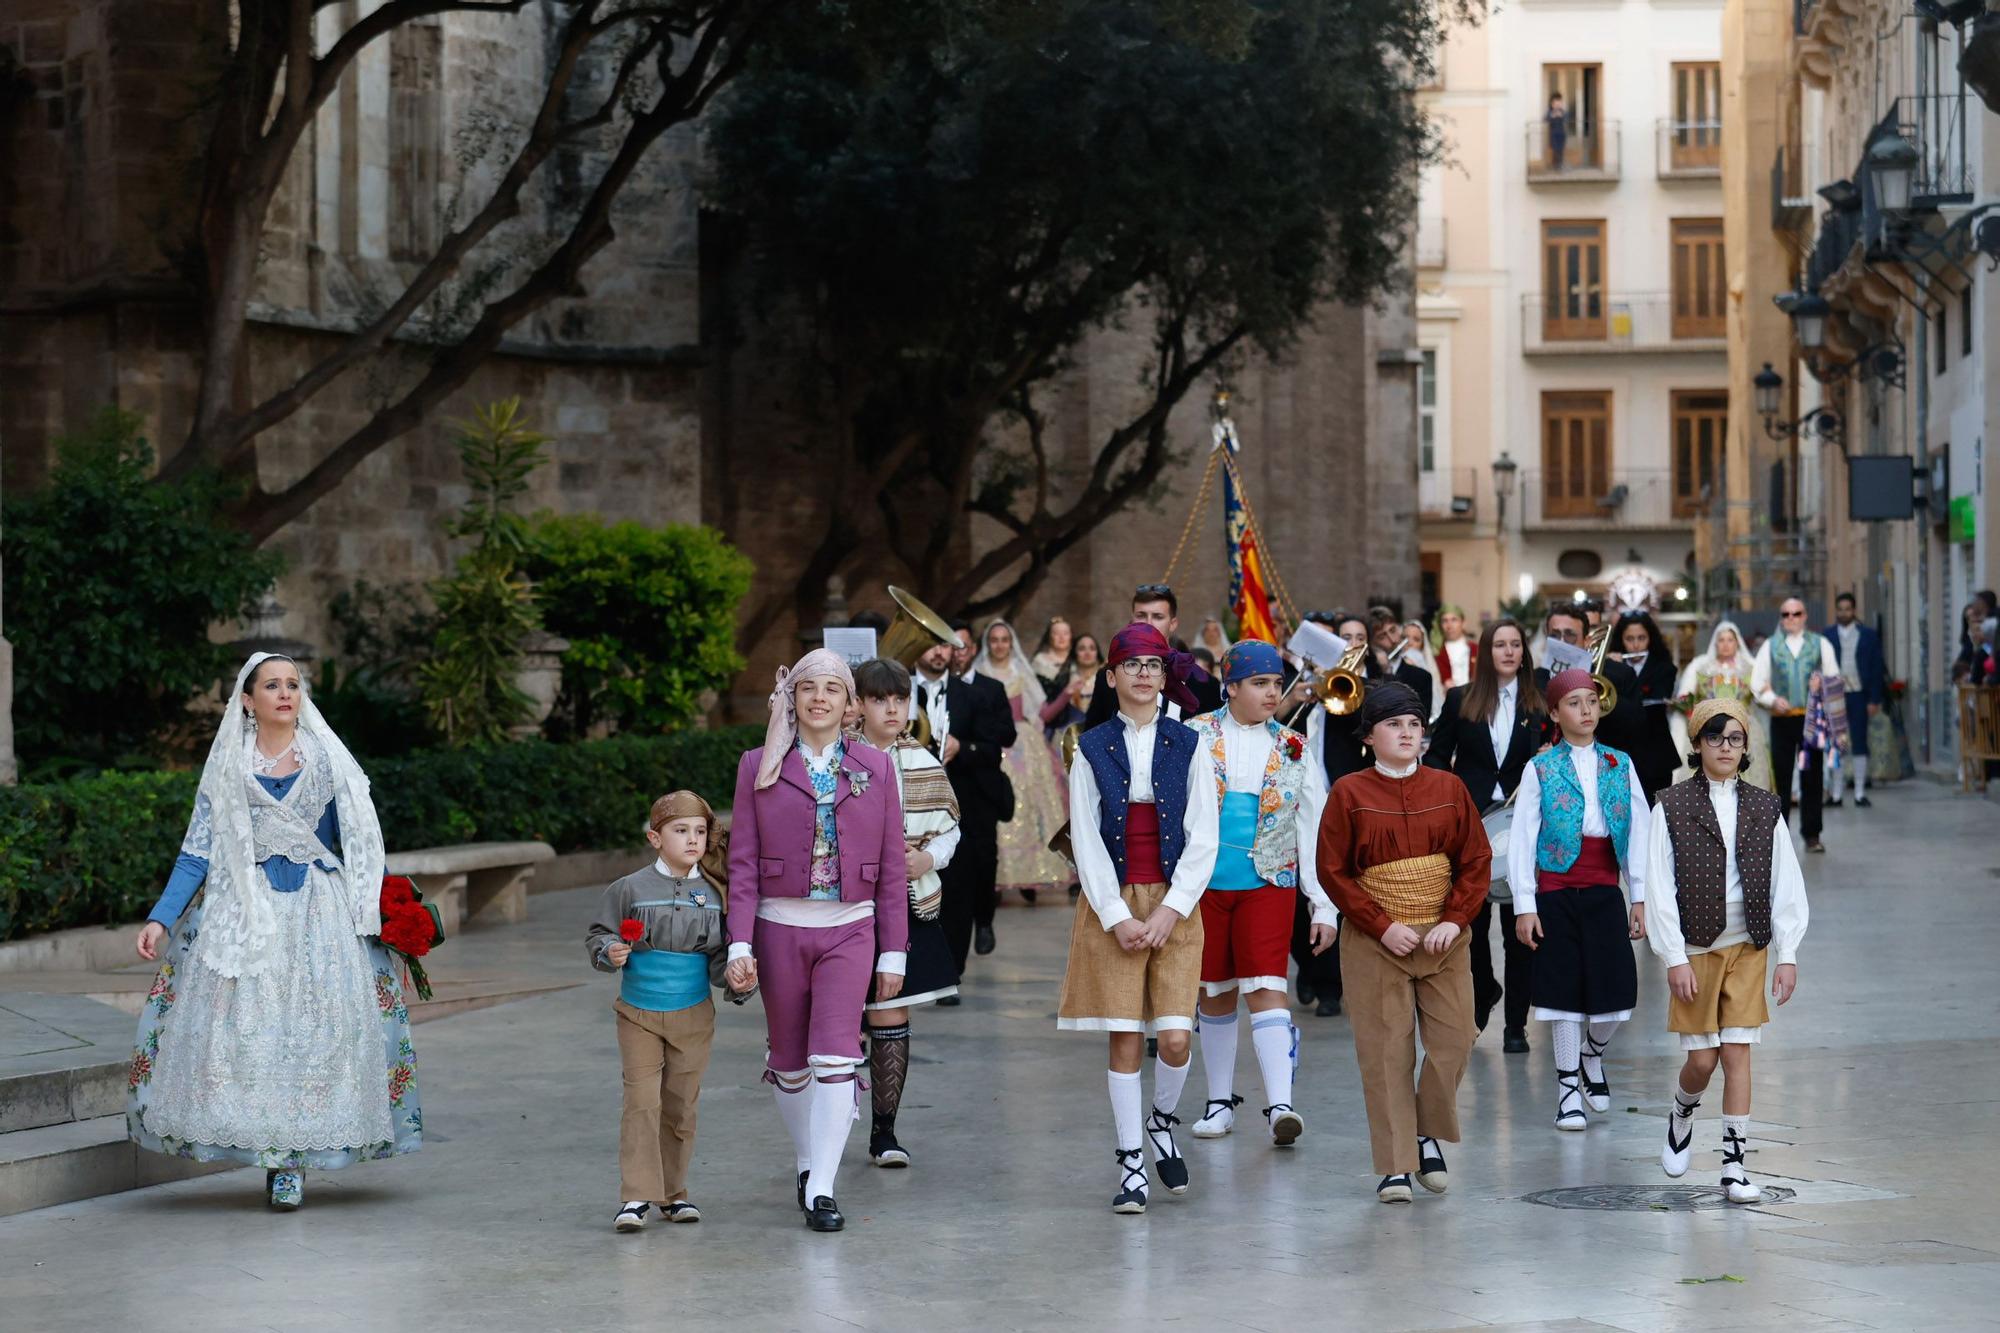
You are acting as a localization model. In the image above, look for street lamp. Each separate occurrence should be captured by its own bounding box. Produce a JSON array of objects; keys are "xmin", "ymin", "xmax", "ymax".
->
[
  {"xmin": 1753, "ymin": 364, "xmax": 1844, "ymax": 445},
  {"xmin": 1791, "ymin": 294, "xmax": 1829, "ymax": 350},
  {"xmin": 1754, "ymin": 363, "xmax": 1783, "ymax": 419},
  {"xmin": 1491, "ymin": 450, "xmax": 1519, "ymax": 524},
  {"xmin": 1866, "ymin": 131, "xmax": 1920, "ymax": 216}
]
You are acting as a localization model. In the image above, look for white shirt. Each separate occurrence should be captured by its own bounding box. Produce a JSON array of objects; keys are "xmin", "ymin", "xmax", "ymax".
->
[
  {"xmin": 1645, "ymin": 776, "xmax": 1809, "ymax": 969},
  {"xmin": 1507, "ymin": 741, "xmax": 1653, "ymax": 915},
  {"xmin": 1835, "ymin": 623, "xmax": 1863, "ymax": 690},
  {"xmin": 1486, "ymin": 679, "xmax": 1518, "ymax": 802},
  {"xmin": 726, "ymin": 735, "xmax": 906, "ymax": 974},
  {"xmin": 1067, "ymin": 705, "xmax": 1221, "ymax": 930},
  {"xmin": 1443, "ymin": 637, "xmax": 1471, "ymax": 684},
  {"xmin": 1751, "ymin": 632, "xmax": 1840, "ymax": 710},
  {"xmin": 1217, "ymin": 709, "xmax": 1336, "ymax": 926},
  {"xmin": 911, "ymin": 670, "xmax": 952, "ymax": 743}
]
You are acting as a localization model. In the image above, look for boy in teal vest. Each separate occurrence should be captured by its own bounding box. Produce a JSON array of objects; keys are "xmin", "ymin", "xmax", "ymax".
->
[
  {"xmin": 1185, "ymin": 640, "xmax": 1337, "ymax": 1147},
  {"xmin": 1506, "ymin": 670, "xmax": 1654, "ymax": 1131}
]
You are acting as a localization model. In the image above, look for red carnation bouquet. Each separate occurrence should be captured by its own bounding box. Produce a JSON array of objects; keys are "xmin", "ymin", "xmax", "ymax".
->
[{"xmin": 377, "ymin": 875, "xmax": 446, "ymax": 1001}]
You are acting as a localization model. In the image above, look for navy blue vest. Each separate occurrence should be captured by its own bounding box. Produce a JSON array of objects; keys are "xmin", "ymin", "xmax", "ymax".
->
[{"xmin": 1078, "ymin": 713, "xmax": 1196, "ymax": 886}]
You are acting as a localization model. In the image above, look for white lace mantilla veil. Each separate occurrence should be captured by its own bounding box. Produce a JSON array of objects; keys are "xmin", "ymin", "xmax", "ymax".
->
[
  {"xmin": 186, "ymin": 651, "xmax": 385, "ymax": 979},
  {"xmin": 973, "ymin": 618, "xmax": 1048, "ymax": 715}
]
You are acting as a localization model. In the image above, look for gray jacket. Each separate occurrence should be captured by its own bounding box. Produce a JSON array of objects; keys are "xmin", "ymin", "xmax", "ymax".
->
[{"xmin": 584, "ymin": 864, "xmax": 752, "ymax": 1001}]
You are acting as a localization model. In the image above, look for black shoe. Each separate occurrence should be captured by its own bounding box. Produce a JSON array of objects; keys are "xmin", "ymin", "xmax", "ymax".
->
[
  {"xmin": 1502, "ymin": 1028, "xmax": 1530, "ymax": 1054},
  {"xmin": 974, "ymin": 924, "xmax": 996, "ymax": 955},
  {"xmin": 1315, "ymin": 995, "xmax": 1341, "ymax": 1018},
  {"xmin": 1827, "ymin": 795, "xmax": 1844, "ymax": 808},
  {"xmin": 869, "ymin": 1131, "xmax": 910, "ymax": 1168},
  {"xmin": 1377, "ymin": 1173, "xmax": 1413, "ymax": 1203},
  {"xmin": 805, "ymin": 1195, "xmax": 845, "ymax": 1232},
  {"xmin": 1416, "ymin": 1136, "xmax": 1448, "ymax": 1194},
  {"xmin": 1020, "ymin": 888, "xmax": 1038, "ymax": 905},
  {"xmin": 796, "ymin": 1170, "xmax": 809, "ymax": 1212},
  {"xmin": 1805, "ymin": 839, "xmax": 1825, "ymax": 854},
  {"xmin": 935, "ymin": 993, "xmax": 962, "ymax": 1007},
  {"xmin": 1112, "ymin": 1148, "xmax": 1148, "ymax": 1214},
  {"xmin": 1296, "ymin": 979, "xmax": 1318, "ymax": 1006},
  {"xmin": 1853, "ymin": 795, "xmax": 1873, "ymax": 808},
  {"xmin": 1146, "ymin": 1108, "xmax": 1189, "ymax": 1194}
]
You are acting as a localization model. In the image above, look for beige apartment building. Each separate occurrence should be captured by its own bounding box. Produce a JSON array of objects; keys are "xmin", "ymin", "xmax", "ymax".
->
[
  {"xmin": 1417, "ymin": 2, "xmax": 1730, "ymax": 653},
  {"xmin": 1723, "ymin": 0, "xmax": 1997, "ymax": 765}
]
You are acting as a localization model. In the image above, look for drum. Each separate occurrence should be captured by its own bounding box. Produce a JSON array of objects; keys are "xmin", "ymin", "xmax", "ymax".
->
[{"xmin": 1481, "ymin": 801, "xmax": 1515, "ymax": 905}]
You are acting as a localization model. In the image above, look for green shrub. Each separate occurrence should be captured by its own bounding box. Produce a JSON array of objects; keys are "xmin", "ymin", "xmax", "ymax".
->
[
  {"xmin": 526, "ymin": 516, "xmax": 752, "ymax": 738},
  {"xmin": 1, "ymin": 409, "xmax": 284, "ymax": 771},
  {"xmin": 0, "ymin": 726, "xmax": 760, "ymax": 941}
]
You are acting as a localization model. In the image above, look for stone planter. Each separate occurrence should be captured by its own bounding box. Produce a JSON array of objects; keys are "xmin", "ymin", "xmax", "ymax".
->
[{"xmin": 512, "ymin": 630, "xmax": 570, "ymax": 738}]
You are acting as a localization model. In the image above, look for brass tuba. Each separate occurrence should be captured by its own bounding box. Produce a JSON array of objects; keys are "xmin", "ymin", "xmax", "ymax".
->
[
  {"xmin": 1586, "ymin": 623, "xmax": 1620, "ymax": 714},
  {"xmin": 879, "ymin": 585, "xmax": 957, "ymax": 669}
]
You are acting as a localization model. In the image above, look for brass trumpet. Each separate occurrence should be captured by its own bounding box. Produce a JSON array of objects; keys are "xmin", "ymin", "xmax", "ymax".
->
[
  {"xmin": 1586, "ymin": 623, "xmax": 1620, "ymax": 714},
  {"xmin": 1311, "ymin": 640, "xmax": 1414, "ymax": 717}
]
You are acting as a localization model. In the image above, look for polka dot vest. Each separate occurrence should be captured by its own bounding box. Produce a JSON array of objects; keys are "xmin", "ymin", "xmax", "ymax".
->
[{"xmin": 1658, "ymin": 776, "xmax": 1780, "ymax": 949}]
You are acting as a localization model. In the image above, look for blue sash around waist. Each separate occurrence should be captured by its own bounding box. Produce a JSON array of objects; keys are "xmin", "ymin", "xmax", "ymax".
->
[
  {"xmin": 620, "ymin": 948, "xmax": 710, "ymax": 1013},
  {"xmin": 1210, "ymin": 790, "xmax": 1266, "ymax": 891}
]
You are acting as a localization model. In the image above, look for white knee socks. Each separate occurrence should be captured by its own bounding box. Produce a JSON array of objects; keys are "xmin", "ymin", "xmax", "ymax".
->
[
  {"xmin": 1108, "ymin": 1068, "xmax": 1144, "ymax": 1152},
  {"xmin": 804, "ymin": 1067, "xmax": 858, "ymax": 1204},
  {"xmin": 1200, "ymin": 1011, "xmax": 1239, "ymax": 1103},
  {"xmin": 1582, "ymin": 1019, "xmax": 1620, "ymax": 1084},
  {"xmin": 771, "ymin": 1070, "xmax": 812, "ymax": 1173},
  {"xmin": 1251, "ymin": 1012, "xmax": 1295, "ymax": 1109},
  {"xmin": 1551, "ymin": 1019, "xmax": 1581, "ymax": 1072},
  {"xmin": 1153, "ymin": 1051, "xmax": 1191, "ymax": 1115},
  {"xmin": 1851, "ymin": 753, "xmax": 1868, "ymax": 800}
]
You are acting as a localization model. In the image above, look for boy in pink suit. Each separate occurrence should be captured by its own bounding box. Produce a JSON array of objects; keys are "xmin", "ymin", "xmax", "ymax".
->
[{"xmin": 726, "ymin": 648, "xmax": 910, "ymax": 1233}]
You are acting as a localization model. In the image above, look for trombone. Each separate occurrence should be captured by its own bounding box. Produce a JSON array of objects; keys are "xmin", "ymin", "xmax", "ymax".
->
[{"xmin": 1310, "ymin": 639, "xmax": 1415, "ymax": 717}]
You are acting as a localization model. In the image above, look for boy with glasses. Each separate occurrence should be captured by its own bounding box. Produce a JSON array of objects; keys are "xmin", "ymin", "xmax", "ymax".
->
[
  {"xmin": 1059, "ymin": 622, "xmax": 1219, "ymax": 1213},
  {"xmin": 1751, "ymin": 599, "xmax": 1839, "ymax": 852},
  {"xmin": 1646, "ymin": 698, "xmax": 1808, "ymax": 1202}
]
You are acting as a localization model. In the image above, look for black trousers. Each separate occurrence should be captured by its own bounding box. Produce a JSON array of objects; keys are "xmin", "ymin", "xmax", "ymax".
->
[
  {"xmin": 939, "ymin": 815, "xmax": 999, "ymax": 972},
  {"xmin": 1467, "ymin": 900, "xmax": 1533, "ymax": 1032},
  {"xmin": 1290, "ymin": 894, "xmax": 1341, "ymax": 1000},
  {"xmin": 1768, "ymin": 714, "xmax": 1823, "ymax": 840}
]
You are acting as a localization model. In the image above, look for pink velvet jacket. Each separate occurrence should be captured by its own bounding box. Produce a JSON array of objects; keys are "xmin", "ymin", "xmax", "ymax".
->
[{"xmin": 726, "ymin": 741, "xmax": 911, "ymax": 954}]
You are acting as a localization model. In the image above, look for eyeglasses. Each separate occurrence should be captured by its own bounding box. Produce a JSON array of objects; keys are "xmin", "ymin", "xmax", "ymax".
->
[
  {"xmin": 1780, "ymin": 609, "xmax": 1805, "ymax": 619},
  {"xmin": 1117, "ymin": 658, "xmax": 1166, "ymax": 677},
  {"xmin": 1702, "ymin": 733, "xmax": 1750, "ymax": 750}
]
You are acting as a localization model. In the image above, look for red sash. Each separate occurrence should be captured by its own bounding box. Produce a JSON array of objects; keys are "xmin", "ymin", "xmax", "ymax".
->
[
  {"xmin": 1123, "ymin": 801, "xmax": 1165, "ymax": 886},
  {"xmin": 1536, "ymin": 835, "xmax": 1621, "ymax": 892}
]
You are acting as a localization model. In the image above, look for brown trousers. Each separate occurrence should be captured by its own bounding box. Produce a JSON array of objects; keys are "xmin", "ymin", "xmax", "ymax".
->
[
  {"xmin": 614, "ymin": 997, "xmax": 715, "ymax": 1204},
  {"xmin": 1340, "ymin": 927, "xmax": 1476, "ymax": 1175}
]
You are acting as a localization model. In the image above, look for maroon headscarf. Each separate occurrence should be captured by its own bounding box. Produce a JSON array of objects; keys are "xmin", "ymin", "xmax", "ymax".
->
[{"xmin": 1108, "ymin": 621, "xmax": 1203, "ymax": 716}]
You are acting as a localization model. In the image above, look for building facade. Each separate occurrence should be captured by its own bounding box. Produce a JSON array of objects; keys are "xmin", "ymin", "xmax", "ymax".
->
[
  {"xmin": 1416, "ymin": 0, "xmax": 1730, "ymax": 653},
  {"xmin": 1725, "ymin": 0, "xmax": 1996, "ymax": 765}
]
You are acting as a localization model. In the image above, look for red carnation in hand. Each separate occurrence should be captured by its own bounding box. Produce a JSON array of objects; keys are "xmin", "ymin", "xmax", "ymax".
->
[
  {"xmin": 619, "ymin": 918, "xmax": 646, "ymax": 944},
  {"xmin": 381, "ymin": 876, "xmax": 417, "ymax": 907},
  {"xmin": 379, "ymin": 904, "xmax": 436, "ymax": 958}
]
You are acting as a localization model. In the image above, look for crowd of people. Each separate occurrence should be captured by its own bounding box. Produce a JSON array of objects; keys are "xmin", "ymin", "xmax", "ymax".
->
[{"xmin": 123, "ymin": 582, "xmax": 1868, "ymax": 1229}]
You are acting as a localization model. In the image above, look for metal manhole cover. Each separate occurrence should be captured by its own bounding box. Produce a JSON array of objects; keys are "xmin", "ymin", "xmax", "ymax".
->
[{"xmin": 1522, "ymin": 1184, "xmax": 1796, "ymax": 1211}]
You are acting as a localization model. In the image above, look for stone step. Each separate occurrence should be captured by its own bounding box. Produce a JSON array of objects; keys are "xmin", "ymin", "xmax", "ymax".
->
[
  {"xmin": 0, "ymin": 1115, "xmax": 236, "ymax": 1217},
  {"xmin": 0, "ymin": 971, "xmax": 579, "ymax": 1022}
]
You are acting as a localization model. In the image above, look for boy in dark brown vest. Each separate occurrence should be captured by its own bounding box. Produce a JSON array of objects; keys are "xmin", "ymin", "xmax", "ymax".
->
[{"xmin": 1645, "ymin": 698, "xmax": 1809, "ymax": 1203}]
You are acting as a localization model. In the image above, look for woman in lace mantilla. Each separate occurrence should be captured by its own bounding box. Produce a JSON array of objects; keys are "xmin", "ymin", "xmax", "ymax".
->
[{"xmin": 127, "ymin": 653, "xmax": 420, "ymax": 1210}]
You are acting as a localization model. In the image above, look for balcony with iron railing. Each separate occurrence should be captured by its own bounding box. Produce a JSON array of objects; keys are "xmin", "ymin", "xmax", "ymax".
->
[
  {"xmin": 1521, "ymin": 468, "xmax": 1699, "ymax": 531},
  {"xmin": 1891, "ymin": 93, "xmax": 1974, "ymax": 208},
  {"xmin": 1416, "ymin": 215, "xmax": 1446, "ymax": 269},
  {"xmin": 1657, "ymin": 119, "xmax": 1722, "ymax": 179},
  {"xmin": 1525, "ymin": 119, "xmax": 1621, "ymax": 183},
  {"xmin": 1419, "ymin": 466, "xmax": 1479, "ymax": 521},
  {"xmin": 1770, "ymin": 144, "xmax": 1811, "ymax": 238},
  {"xmin": 1519, "ymin": 293, "xmax": 1726, "ymax": 354}
]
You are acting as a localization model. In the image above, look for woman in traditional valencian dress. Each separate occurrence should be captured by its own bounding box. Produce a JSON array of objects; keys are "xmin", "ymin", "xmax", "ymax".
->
[
  {"xmin": 976, "ymin": 619, "xmax": 1074, "ymax": 898},
  {"xmin": 129, "ymin": 653, "xmax": 420, "ymax": 1210},
  {"xmin": 1674, "ymin": 621, "xmax": 1773, "ymax": 790}
]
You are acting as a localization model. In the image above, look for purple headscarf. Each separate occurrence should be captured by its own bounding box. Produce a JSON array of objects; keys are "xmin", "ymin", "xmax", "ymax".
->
[{"xmin": 755, "ymin": 648, "xmax": 857, "ymax": 790}]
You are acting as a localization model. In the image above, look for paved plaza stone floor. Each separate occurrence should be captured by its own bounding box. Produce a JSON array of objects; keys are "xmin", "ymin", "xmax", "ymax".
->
[{"xmin": 3, "ymin": 778, "xmax": 1999, "ymax": 1331}]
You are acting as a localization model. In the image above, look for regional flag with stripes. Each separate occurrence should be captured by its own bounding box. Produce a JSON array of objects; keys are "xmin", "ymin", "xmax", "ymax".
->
[{"xmin": 1224, "ymin": 455, "xmax": 1277, "ymax": 644}]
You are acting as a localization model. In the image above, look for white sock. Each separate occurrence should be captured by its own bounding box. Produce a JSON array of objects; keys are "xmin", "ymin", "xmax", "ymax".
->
[
  {"xmin": 1721, "ymin": 1114, "xmax": 1751, "ymax": 1179},
  {"xmin": 1108, "ymin": 1069, "xmax": 1144, "ymax": 1152},
  {"xmin": 1852, "ymin": 754, "xmax": 1868, "ymax": 799},
  {"xmin": 1251, "ymin": 1012, "xmax": 1295, "ymax": 1109},
  {"xmin": 1551, "ymin": 1019, "xmax": 1581, "ymax": 1072},
  {"xmin": 1199, "ymin": 1010, "xmax": 1239, "ymax": 1105},
  {"xmin": 804, "ymin": 1070, "xmax": 857, "ymax": 1203},
  {"xmin": 1152, "ymin": 1051, "xmax": 1191, "ymax": 1115},
  {"xmin": 1582, "ymin": 1019, "xmax": 1620, "ymax": 1082},
  {"xmin": 1673, "ymin": 1083, "xmax": 1701, "ymax": 1119},
  {"xmin": 771, "ymin": 1070, "xmax": 812, "ymax": 1173}
]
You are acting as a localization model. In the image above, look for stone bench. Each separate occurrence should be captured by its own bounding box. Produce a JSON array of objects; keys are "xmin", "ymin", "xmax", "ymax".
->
[{"xmin": 385, "ymin": 841, "xmax": 556, "ymax": 931}]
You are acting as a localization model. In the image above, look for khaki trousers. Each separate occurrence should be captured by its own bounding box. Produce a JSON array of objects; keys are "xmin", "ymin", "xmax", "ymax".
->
[
  {"xmin": 1340, "ymin": 927, "xmax": 1476, "ymax": 1175},
  {"xmin": 614, "ymin": 997, "xmax": 715, "ymax": 1204}
]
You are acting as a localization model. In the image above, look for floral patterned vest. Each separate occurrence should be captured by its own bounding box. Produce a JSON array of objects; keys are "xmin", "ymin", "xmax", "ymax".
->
[
  {"xmin": 1532, "ymin": 742, "xmax": 1633, "ymax": 871},
  {"xmin": 1186, "ymin": 709, "xmax": 1307, "ymax": 888}
]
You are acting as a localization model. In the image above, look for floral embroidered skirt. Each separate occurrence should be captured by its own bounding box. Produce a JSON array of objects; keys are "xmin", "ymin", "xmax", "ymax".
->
[{"xmin": 128, "ymin": 867, "xmax": 422, "ymax": 1170}]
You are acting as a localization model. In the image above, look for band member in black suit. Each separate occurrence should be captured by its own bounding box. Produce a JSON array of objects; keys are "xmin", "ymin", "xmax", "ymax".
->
[
  {"xmin": 1293, "ymin": 610, "xmax": 1437, "ymax": 1017},
  {"xmin": 1541, "ymin": 606, "xmax": 1644, "ymax": 760},
  {"xmin": 1610, "ymin": 610, "xmax": 1681, "ymax": 800},
  {"xmin": 912, "ymin": 625, "xmax": 1017, "ymax": 979},
  {"xmin": 1425, "ymin": 618, "xmax": 1550, "ymax": 1053}
]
